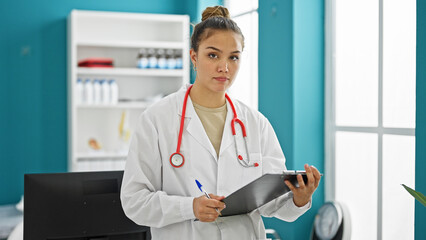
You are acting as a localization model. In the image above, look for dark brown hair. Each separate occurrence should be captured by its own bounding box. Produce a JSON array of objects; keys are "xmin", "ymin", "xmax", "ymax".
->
[{"xmin": 191, "ymin": 6, "xmax": 245, "ymax": 52}]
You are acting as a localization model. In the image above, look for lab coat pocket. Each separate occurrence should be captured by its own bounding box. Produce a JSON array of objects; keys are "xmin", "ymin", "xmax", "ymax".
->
[{"xmin": 241, "ymin": 152, "xmax": 263, "ymax": 184}]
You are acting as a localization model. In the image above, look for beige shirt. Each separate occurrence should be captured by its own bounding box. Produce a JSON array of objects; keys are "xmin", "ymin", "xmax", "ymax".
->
[{"xmin": 192, "ymin": 101, "xmax": 227, "ymax": 157}]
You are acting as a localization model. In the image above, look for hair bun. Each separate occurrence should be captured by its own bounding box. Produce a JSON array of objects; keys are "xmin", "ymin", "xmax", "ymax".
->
[{"xmin": 201, "ymin": 6, "xmax": 230, "ymax": 21}]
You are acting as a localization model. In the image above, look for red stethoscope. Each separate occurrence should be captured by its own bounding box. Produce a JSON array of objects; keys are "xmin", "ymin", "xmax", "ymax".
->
[{"xmin": 169, "ymin": 85, "xmax": 259, "ymax": 168}]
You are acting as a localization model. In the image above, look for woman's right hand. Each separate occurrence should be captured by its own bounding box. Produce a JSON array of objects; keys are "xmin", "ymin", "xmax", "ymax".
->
[{"xmin": 193, "ymin": 194, "xmax": 226, "ymax": 222}]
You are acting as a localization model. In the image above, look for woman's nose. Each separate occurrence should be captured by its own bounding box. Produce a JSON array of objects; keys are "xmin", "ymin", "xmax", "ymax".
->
[{"xmin": 218, "ymin": 61, "xmax": 229, "ymax": 73}]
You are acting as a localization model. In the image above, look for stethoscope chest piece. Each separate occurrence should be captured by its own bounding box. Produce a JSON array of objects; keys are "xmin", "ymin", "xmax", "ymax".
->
[{"xmin": 170, "ymin": 152, "xmax": 185, "ymax": 168}]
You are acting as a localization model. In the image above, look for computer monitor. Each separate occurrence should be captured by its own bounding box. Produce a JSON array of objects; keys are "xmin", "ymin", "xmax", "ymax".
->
[{"xmin": 24, "ymin": 171, "xmax": 150, "ymax": 240}]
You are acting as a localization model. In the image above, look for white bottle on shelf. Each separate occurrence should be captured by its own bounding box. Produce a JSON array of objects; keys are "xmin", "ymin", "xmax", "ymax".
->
[
  {"xmin": 76, "ymin": 78, "xmax": 84, "ymax": 105},
  {"xmin": 175, "ymin": 50, "xmax": 183, "ymax": 69},
  {"xmin": 166, "ymin": 49, "xmax": 177, "ymax": 69},
  {"xmin": 148, "ymin": 48, "xmax": 158, "ymax": 69},
  {"xmin": 137, "ymin": 49, "xmax": 149, "ymax": 69},
  {"xmin": 101, "ymin": 80, "xmax": 111, "ymax": 105},
  {"xmin": 93, "ymin": 79, "xmax": 101, "ymax": 105},
  {"xmin": 109, "ymin": 79, "xmax": 119, "ymax": 105},
  {"xmin": 157, "ymin": 49, "xmax": 167, "ymax": 69},
  {"xmin": 83, "ymin": 79, "xmax": 93, "ymax": 105}
]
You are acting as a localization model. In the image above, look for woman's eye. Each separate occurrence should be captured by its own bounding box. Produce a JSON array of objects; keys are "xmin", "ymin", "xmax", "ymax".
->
[
  {"xmin": 230, "ymin": 56, "xmax": 239, "ymax": 61},
  {"xmin": 208, "ymin": 53, "xmax": 218, "ymax": 59}
]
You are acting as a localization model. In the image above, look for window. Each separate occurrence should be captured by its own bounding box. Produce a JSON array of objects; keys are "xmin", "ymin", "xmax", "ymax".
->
[
  {"xmin": 225, "ymin": 0, "xmax": 258, "ymax": 110},
  {"xmin": 326, "ymin": 0, "xmax": 416, "ymax": 239}
]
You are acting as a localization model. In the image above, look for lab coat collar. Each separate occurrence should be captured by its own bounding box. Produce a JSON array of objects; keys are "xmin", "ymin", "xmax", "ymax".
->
[{"xmin": 176, "ymin": 85, "xmax": 217, "ymax": 160}]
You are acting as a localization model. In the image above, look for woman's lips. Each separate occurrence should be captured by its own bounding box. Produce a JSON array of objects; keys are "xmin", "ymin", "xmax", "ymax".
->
[{"xmin": 214, "ymin": 77, "xmax": 228, "ymax": 82}]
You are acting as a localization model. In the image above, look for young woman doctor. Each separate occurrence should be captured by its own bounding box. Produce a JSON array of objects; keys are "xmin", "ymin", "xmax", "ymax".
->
[{"xmin": 121, "ymin": 6, "xmax": 321, "ymax": 239}]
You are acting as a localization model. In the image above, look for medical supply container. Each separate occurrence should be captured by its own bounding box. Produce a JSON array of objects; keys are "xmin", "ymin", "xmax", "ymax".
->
[
  {"xmin": 101, "ymin": 80, "xmax": 110, "ymax": 105},
  {"xmin": 83, "ymin": 79, "xmax": 93, "ymax": 104},
  {"xmin": 137, "ymin": 49, "xmax": 149, "ymax": 69},
  {"xmin": 109, "ymin": 79, "xmax": 119, "ymax": 105},
  {"xmin": 175, "ymin": 50, "xmax": 183, "ymax": 69},
  {"xmin": 76, "ymin": 79, "xmax": 83, "ymax": 105},
  {"xmin": 157, "ymin": 49, "xmax": 167, "ymax": 69},
  {"xmin": 93, "ymin": 79, "xmax": 101, "ymax": 105},
  {"xmin": 147, "ymin": 48, "xmax": 158, "ymax": 68},
  {"xmin": 166, "ymin": 49, "xmax": 177, "ymax": 69}
]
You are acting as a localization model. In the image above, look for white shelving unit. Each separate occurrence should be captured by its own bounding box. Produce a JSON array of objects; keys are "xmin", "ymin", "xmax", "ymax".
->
[{"xmin": 67, "ymin": 10, "xmax": 189, "ymax": 172}]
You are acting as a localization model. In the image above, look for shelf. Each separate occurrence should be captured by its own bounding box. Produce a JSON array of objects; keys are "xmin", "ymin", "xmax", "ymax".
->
[
  {"xmin": 76, "ymin": 40, "xmax": 184, "ymax": 49},
  {"xmin": 76, "ymin": 152, "xmax": 127, "ymax": 160},
  {"xmin": 72, "ymin": 10, "xmax": 189, "ymax": 23},
  {"xmin": 77, "ymin": 101, "xmax": 152, "ymax": 109},
  {"xmin": 77, "ymin": 67, "xmax": 184, "ymax": 77}
]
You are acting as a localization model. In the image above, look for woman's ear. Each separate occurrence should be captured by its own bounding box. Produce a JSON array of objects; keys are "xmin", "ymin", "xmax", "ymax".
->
[{"xmin": 190, "ymin": 49, "xmax": 197, "ymax": 68}]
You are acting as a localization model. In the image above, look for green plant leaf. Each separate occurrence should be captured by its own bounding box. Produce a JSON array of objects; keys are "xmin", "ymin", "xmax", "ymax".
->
[{"xmin": 402, "ymin": 184, "xmax": 426, "ymax": 207}]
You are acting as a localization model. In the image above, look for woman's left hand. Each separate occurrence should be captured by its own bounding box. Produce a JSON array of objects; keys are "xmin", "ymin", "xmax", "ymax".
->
[{"xmin": 284, "ymin": 164, "xmax": 321, "ymax": 207}]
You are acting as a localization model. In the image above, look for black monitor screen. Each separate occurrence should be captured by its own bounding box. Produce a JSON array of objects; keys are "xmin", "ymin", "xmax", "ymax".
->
[{"xmin": 24, "ymin": 171, "xmax": 150, "ymax": 240}]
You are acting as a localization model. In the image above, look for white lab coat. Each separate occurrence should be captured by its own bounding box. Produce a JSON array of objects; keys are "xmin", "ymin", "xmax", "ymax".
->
[{"xmin": 121, "ymin": 85, "xmax": 310, "ymax": 240}]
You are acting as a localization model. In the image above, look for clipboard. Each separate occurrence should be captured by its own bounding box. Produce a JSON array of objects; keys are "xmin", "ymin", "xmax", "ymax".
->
[{"xmin": 220, "ymin": 171, "xmax": 322, "ymax": 217}]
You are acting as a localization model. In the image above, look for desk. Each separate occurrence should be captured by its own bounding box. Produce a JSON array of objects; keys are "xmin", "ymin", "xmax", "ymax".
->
[{"xmin": 0, "ymin": 205, "xmax": 22, "ymax": 240}]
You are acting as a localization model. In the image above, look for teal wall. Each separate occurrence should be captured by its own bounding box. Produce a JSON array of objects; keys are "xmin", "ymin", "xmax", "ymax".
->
[
  {"xmin": 0, "ymin": 0, "xmax": 188, "ymax": 205},
  {"xmin": 0, "ymin": 0, "xmax": 226, "ymax": 204},
  {"xmin": 259, "ymin": 0, "xmax": 324, "ymax": 239},
  {"xmin": 292, "ymin": 0, "xmax": 325, "ymax": 238},
  {"xmin": 259, "ymin": 0, "xmax": 295, "ymax": 170},
  {"xmin": 1, "ymin": 0, "xmax": 327, "ymax": 238},
  {"xmin": 185, "ymin": 0, "xmax": 224, "ymax": 23},
  {"xmin": 416, "ymin": 0, "xmax": 426, "ymax": 238}
]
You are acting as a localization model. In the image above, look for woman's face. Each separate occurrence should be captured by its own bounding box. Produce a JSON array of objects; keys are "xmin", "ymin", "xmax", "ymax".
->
[{"xmin": 190, "ymin": 30, "xmax": 243, "ymax": 93}]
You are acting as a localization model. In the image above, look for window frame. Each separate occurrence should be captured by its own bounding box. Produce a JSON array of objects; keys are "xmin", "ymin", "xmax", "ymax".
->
[
  {"xmin": 325, "ymin": 0, "xmax": 416, "ymax": 239},
  {"xmin": 224, "ymin": 0, "xmax": 259, "ymax": 110}
]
